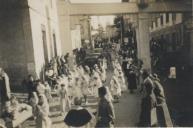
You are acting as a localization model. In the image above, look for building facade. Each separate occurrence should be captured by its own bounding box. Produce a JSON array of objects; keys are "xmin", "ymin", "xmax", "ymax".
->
[
  {"xmin": 0, "ymin": 0, "xmax": 62, "ymax": 88},
  {"xmin": 149, "ymin": 12, "xmax": 193, "ymax": 77}
]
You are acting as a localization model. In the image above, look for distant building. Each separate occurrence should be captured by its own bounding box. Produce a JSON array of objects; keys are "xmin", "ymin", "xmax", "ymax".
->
[
  {"xmin": 149, "ymin": 12, "xmax": 193, "ymax": 73},
  {"xmin": 150, "ymin": 13, "xmax": 183, "ymax": 52}
]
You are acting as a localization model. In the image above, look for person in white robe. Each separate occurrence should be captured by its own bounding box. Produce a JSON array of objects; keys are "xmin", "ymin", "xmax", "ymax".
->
[
  {"xmin": 92, "ymin": 70, "xmax": 100, "ymax": 81},
  {"xmin": 104, "ymin": 86, "xmax": 114, "ymax": 103},
  {"xmin": 114, "ymin": 60, "xmax": 122, "ymax": 70},
  {"xmin": 103, "ymin": 58, "xmax": 108, "ymax": 70},
  {"xmin": 44, "ymin": 82, "xmax": 52, "ymax": 103},
  {"xmin": 85, "ymin": 65, "xmax": 91, "ymax": 75},
  {"xmin": 100, "ymin": 65, "xmax": 107, "ymax": 83},
  {"xmin": 90, "ymin": 75, "xmax": 102, "ymax": 97},
  {"xmin": 94, "ymin": 65, "xmax": 102, "ymax": 78},
  {"xmin": 44, "ymin": 66, "xmax": 54, "ymax": 88},
  {"xmin": 114, "ymin": 67, "xmax": 119, "ymax": 77},
  {"xmin": 110, "ymin": 76, "xmax": 121, "ymax": 101},
  {"xmin": 36, "ymin": 80, "xmax": 46, "ymax": 95},
  {"xmin": 73, "ymin": 77, "xmax": 83, "ymax": 99},
  {"xmin": 59, "ymin": 84, "xmax": 68, "ymax": 115},
  {"xmin": 77, "ymin": 65, "xmax": 85, "ymax": 77},
  {"xmin": 67, "ymin": 77, "xmax": 74, "ymax": 107},
  {"xmin": 70, "ymin": 67, "xmax": 79, "ymax": 80},
  {"xmin": 35, "ymin": 94, "xmax": 52, "ymax": 128},
  {"xmin": 116, "ymin": 68, "xmax": 127, "ymax": 92},
  {"xmin": 81, "ymin": 76, "xmax": 90, "ymax": 104},
  {"xmin": 29, "ymin": 92, "xmax": 39, "ymax": 119}
]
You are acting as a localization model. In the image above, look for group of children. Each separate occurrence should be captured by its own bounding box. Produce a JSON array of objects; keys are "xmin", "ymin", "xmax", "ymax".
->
[{"xmin": 21, "ymin": 54, "xmax": 128, "ymax": 128}]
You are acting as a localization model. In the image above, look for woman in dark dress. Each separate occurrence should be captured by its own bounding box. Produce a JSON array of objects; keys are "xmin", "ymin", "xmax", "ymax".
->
[{"xmin": 127, "ymin": 70, "xmax": 137, "ymax": 93}]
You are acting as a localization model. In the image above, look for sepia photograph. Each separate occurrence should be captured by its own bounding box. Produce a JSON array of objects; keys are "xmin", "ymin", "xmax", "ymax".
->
[{"xmin": 0, "ymin": 0, "xmax": 192, "ymax": 127}]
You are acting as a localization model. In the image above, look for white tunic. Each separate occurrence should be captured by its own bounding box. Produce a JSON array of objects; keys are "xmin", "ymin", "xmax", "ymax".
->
[
  {"xmin": 90, "ymin": 78, "xmax": 102, "ymax": 97},
  {"xmin": 117, "ymin": 72, "xmax": 127, "ymax": 91},
  {"xmin": 110, "ymin": 77, "xmax": 121, "ymax": 96},
  {"xmin": 73, "ymin": 81, "xmax": 83, "ymax": 98}
]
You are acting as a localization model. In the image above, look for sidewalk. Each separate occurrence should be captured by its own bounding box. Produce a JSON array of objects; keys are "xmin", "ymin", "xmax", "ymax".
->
[{"xmin": 114, "ymin": 91, "xmax": 142, "ymax": 127}]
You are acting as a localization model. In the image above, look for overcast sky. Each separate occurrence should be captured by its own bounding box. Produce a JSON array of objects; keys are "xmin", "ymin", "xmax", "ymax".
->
[
  {"xmin": 70, "ymin": 0, "xmax": 121, "ymax": 3},
  {"xmin": 69, "ymin": 0, "xmax": 120, "ymax": 30},
  {"xmin": 91, "ymin": 16, "xmax": 115, "ymax": 30}
]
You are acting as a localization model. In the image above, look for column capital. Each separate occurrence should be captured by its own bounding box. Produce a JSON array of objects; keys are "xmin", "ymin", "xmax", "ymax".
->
[{"xmin": 136, "ymin": 13, "xmax": 151, "ymax": 70}]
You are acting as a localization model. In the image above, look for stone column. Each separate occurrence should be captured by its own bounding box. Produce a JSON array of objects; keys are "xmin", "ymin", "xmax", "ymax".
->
[
  {"xmin": 136, "ymin": 13, "xmax": 151, "ymax": 70},
  {"xmin": 57, "ymin": 0, "xmax": 72, "ymax": 54}
]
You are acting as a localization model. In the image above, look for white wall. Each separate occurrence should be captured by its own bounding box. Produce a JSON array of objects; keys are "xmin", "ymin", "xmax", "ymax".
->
[
  {"xmin": 28, "ymin": 0, "xmax": 62, "ymax": 78},
  {"xmin": 71, "ymin": 25, "xmax": 82, "ymax": 50},
  {"xmin": 57, "ymin": 0, "xmax": 73, "ymax": 54}
]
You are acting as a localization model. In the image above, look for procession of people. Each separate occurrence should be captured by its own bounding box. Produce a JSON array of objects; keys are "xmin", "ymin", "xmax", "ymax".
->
[{"xmin": 0, "ymin": 37, "xmax": 172, "ymax": 128}]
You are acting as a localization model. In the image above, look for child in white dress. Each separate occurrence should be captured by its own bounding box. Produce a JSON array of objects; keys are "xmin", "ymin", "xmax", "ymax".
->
[
  {"xmin": 73, "ymin": 77, "xmax": 83, "ymax": 99},
  {"xmin": 67, "ymin": 77, "xmax": 74, "ymax": 107},
  {"xmin": 81, "ymin": 76, "xmax": 90, "ymax": 105},
  {"xmin": 59, "ymin": 84, "xmax": 68, "ymax": 115},
  {"xmin": 44, "ymin": 81, "xmax": 52, "ymax": 103},
  {"xmin": 90, "ymin": 75, "xmax": 102, "ymax": 97},
  {"xmin": 29, "ymin": 92, "xmax": 39, "ymax": 119},
  {"xmin": 110, "ymin": 76, "xmax": 121, "ymax": 102},
  {"xmin": 101, "ymin": 65, "xmax": 107, "ymax": 83},
  {"xmin": 116, "ymin": 69, "xmax": 127, "ymax": 92},
  {"xmin": 104, "ymin": 86, "xmax": 114, "ymax": 103}
]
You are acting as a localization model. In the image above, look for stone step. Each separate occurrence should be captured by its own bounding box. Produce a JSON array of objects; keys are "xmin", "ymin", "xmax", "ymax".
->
[
  {"xmin": 49, "ymin": 111, "xmax": 62, "ymax": 117},
  {"xmin": 23, "ymin": 113, "xmax": 65, "ymax": 127},
  {"xmin": 22, "ymin": 94, "xmax": 98, "ymax": 128},
  {"xmin": 51, "ymin": 116, "xmax": 64, "ymax": 124},
  {"xmin": 83, "ymin": 102, "xmax": 98, "ymax": 107},
  {"xmin": 23, "ymin": 108, "xmax": 97, "ymax": 127}
]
